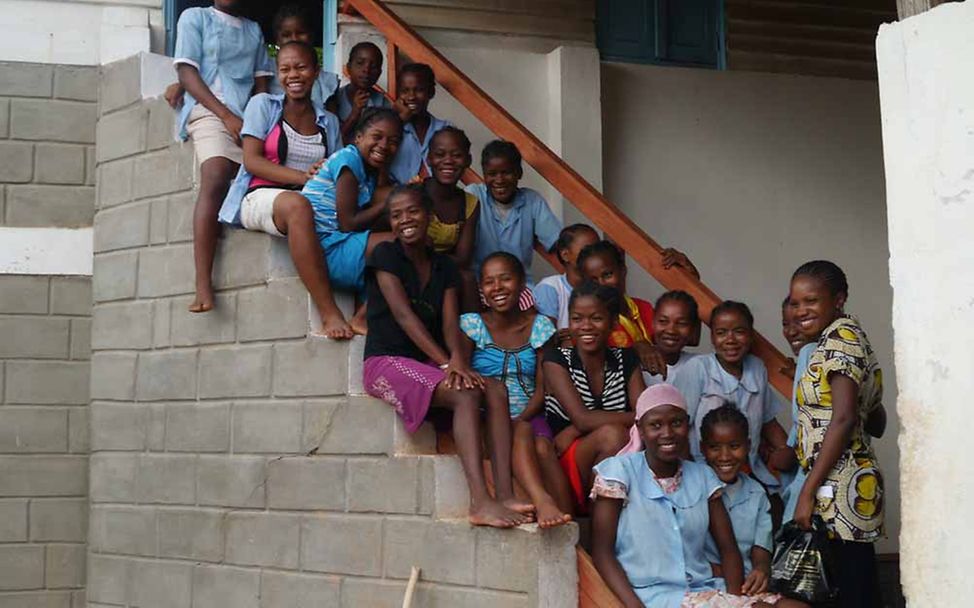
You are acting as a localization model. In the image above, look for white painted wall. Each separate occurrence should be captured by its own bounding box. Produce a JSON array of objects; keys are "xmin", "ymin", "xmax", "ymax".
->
[
  {"xmin": 0, "ymin": 228, "xmax": 93, "ymax": 275},
  {"xmin": 601, "ymin": 63, "xmax": 900, "ymax": 552},
  {"xmin": 877, "ymin": 1, "xmax": 974, "ymax": 600},
  {"xmin": 0, "ymin": 0, "xmax": 162, "ymax": 65}
]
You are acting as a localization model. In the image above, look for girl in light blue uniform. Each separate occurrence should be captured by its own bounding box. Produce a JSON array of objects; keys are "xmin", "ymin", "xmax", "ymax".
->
[{"xmin": 591, "ymin": 384, "xmax": 759, "ymax": 608}]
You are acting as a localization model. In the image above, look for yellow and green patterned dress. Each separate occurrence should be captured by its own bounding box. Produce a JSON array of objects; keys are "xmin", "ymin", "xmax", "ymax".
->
[{"xmin": 795, "ymin": 315, "xmax": 884, "ymax": 542}]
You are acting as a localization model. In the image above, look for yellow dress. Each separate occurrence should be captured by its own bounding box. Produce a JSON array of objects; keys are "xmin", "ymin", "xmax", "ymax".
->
[{"xmin": 426, "ymin": 192, "xmax": 479, "ymax": 254}]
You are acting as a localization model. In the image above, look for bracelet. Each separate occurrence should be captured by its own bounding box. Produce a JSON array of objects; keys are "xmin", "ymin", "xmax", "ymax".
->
[{"xmin": 439, "ymin": 363, "xmax": 450, "ymax": 370}]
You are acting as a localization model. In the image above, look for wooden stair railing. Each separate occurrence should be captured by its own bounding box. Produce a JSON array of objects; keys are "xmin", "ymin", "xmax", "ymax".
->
[{"xmin": 345, "ymin": 0, "xmax": 793, "ymax": 396}]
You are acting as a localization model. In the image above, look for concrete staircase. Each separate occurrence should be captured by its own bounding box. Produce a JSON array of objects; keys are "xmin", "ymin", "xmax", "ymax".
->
[{"xmin": 88, "ymin": 53, "xmax": 578, "ymax": 608}]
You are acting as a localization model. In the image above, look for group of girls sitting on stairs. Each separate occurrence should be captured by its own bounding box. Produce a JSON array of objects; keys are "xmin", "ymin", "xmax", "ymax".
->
[{"xmin": 170, "ymin": 2, "xmax": 887, "ymax": 605}]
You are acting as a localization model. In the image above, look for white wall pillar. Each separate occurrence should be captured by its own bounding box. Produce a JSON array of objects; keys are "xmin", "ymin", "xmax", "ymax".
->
[{"xmin": 876, "ymin": 2, "xmax": 974, "ymax": 603}]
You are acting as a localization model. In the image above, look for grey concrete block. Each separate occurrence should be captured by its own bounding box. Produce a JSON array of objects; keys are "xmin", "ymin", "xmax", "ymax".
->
[
  {"xmin": 89, "ymin": 505, "xmax": 155, "ymax": 556},
  {"xmin": 70, "ymin": 589, "xmax": 84, "ymax": 608},
  {"xmin": 152, "ymin": 299, "xmax": 171, "ymax": 348},
  {"xmin": 0, "ymin": 317, "xmax": 70, "ymax": 359},
  {"xmin": 99, "ymin": 56, "xmax": 140, "ymax": 114},
  {"xmin": 197, "ymin": 456, "xmax": 266, "ymax": 509},
  {"xmin": 137, "ymin": 244, "xmax": 194, "ymax": 298},
  {"xmin": 0, "ymin": 62, "xmax": 53, "ymax": 97},
  {"xmin": 136, "ymin": 454, "xmax": 196, "ymax": 504},
  {"xmin": 89, "ymin": 453, "xmax": 137, "ymax": 503},
  {"xmin": 347, "ymin": 457, "xmax": 420, "ymax": 514},
  {"xmin": 198, "ymin": 344, "xmax": 271, "ymax": 399},
  {"xmin": 86, "ymin": 554, "xmax": 130, "ymax": 605},
  {"xmin": 131, "ymin": 146, "xmax": 193, "ymax": 200},
  {"xmin": 135, "ymin": 349, "xmax": 198, "ymax": 401},
  {"xmin": 259, "ymin": 571, "xmax": 340, "ymax": 608},
  {"xmin": 474, "ymin": 526, "xmax": 544, "ymax": 592},
  {"xmin": 273, "ymin": 338, "xmax": 347, "ymax": 397},
  {"xmin": 10, "ymin": 99, "xmax": 95, "ymax": 143},
  {"xmin": 0, "ymin": 590, "xmax": 74, "ymax": 608},
  {"xmin": 213, "ymin": 229, "xmax": 297, "ymax": 290},
  {"xmin": 29, "ymin": 498, "xmax": 86, "ymax": 542},
  {"xmin": 339, "ymin": 578, "xmax": 406, "ymax": 608},
  {"xmin": 430, "ymin": 456, "xmax": 469, "ymax": 520},
  {"xmin": 67, "ymin": 407, "xmax": 88, "ymax": 453},
  {"xmin": 170, "ymin": 293, "xmax": 235, "ymax": 346},
  {"xmin": 0, "ymin": 544, "xmax": 44, "ymax": 590},
  {"xmin": 93, "ymin": 201, "xmax": 149, "ymax": 252},
  {"xmin": 146, "ymin": 404, "xmax": 167, "ymax": 450},
  {"xmin": 5, "ymin": 185, "xmax": 94, "ymax": 228},
  {"xmin": 91, "ymin": 251, "xmax": 139, "ymax": 302},
  {"xmin": 231, "ymin": 401, "xmax": 302, "ymax": 454},
  {"xmin": 89, "ymin": 402, "xmax": 145, "ymax": 450},
  {"xmin": 91, "ymin": 300, "xmax": 152, "ymax": 350},
  {"xmin": 69, "ymin": 319, "xmax": 91, "ymax": 360},
  {"xmin": 0, "ymin": 499, "xmax": 28, "ymax": 541},
  {"xmin": 0, "ymin": 407, "xmax": 68, "ymax": 453},
  {"xmin": 53, "ymin": 65, "xmax": 98, "ymax": 102},
  {"xmin": 237, "ymin": 278, "xmax": 309, "ymax": 342},
  {"xmin": 95, "ymin": 158, "xmax": 133, "ymax": 209},
  {"xmin": 192, "ymin": 565, "xmax": 259, "ymax": 608},
  {"xmin": 301, "ymin": 514, "xmax": 382, "ymax": 576},
  {"xmin": 96, "ymin": 105, "xmax": 147, "ymax": 162},
  {"xmin": 266, "ymin": 457, "xmax": 345, "ymax": 511},
  {"xmin": 0, "ymin": 141, "xmax": 34, "ymax": 182},
  {"xmin": 85, "ymin": 146, "xmax": 95, "ymax": 186},
  {"xmin": 130, "ymin": 559, "xmax": 191, "ymax": 608},
  {"xmin": 157, "ymin": 508, "xmax": 224, "ymax": 562},
  {"xmin": 165, "ymin": 403, "xmax": 229, "ymax": 452},
  {"xmin": 166, "ymin": 190, "xmax": 194, "ymax": 243},
  {"xmin": 384, "ymin": 518, "xmax": 475, "ymax": 585},
  {"xmin": 4, "ymin": 361, "xmax": 89, "ymax": 405},
  {"xmin": 0, "ymin": 99, "xmax": 8, "ymax": 137},
  {"xmin": 34, "ymin": 144, "xmax": 86, "ymax": 185},
  {"xmin": 149, "ymin": 196, "xmax": 167, "ymax": 244},
  {"xmin": 146, "ymin": 97, "xmax": 175, "ymax": 151},
  {"xmin": 89, "ymin": 352, "xmax": 137, "ymax": 401},
  {"xmin": 425, "ymin": 586, "xmax": 528, "ymax": 608},
  {"xmin": 45, "ymin": 544, "xmax": 86, "ymax": 589},
  {"xmin": 0, "ymin": 276, "xmax": 48, "ymax": 313},
  {"xmin": 50, "ymin": 277, "xmax": 91, "ymax": 315},
  {"xmin": 301, "ymin": 397, "xmax": 400, "ymax": 456},
  {"xmin": 225, "ymin": 512, "xmax": 300, "ymax": 568}
]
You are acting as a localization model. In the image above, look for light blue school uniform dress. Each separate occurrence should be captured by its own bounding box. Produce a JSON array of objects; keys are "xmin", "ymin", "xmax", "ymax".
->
[
  {"xmin": 388, "ymin": 114, "xmax": 452, "ymax": 185},
  {"xmin": 533, "ymin": 273, "xmax": 572, "ymax": 328},
  {"xmin": 465, "ymin": 184, "xmax": 562, "ymax": 282},
  {"xmin": 678, "ymin": 354, "xmax": 783, "ymax": 490},
  {"xmin": 335, "ymin": 84, "xmax": 392, "ymax": 122},
  {"xmin": 268, "ymin": 71, "xmax": 341, "ymax": 109},
  {"xmin": 300, "ymin": 144, "xmax": 375, "ymax": 292},
  {"xmin": 643, "ymin": 352, "xmax": 698, "ymax": 389},
  {"xmin": 219, "ymin": 93, "xmax": 341, "ymax": 226},
  {"xmin": 459, "ymin": 313, "xmax": 556, "ymax": 417},
  {"xmin": 781, "ymin": 342, "xmax": 815, "ymax": 521},
  {"xmin": 593, "ymin": 455, "xmax": 725, "ymax": 608},
  {"xmin": 173, "ymin": 7, "xmax": 274, "ymax": 140},
  {"xmin": 704, "ymin": 474, "xmax": 773, "ymax": 574}
]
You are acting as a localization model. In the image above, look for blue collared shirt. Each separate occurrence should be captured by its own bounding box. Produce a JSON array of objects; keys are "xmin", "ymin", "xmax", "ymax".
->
[
  {"xmin": 173, "ymin": 7, "xmax": 274, "ymax": 140},
  {"xmin": 678, "ymin": 354, "xmax": 784, "ymax": 488},
  {"xmin": 302, "ymin": 144, "xmax": 375, "ymax": 237},
  {"xmin": 268, "ymin": 71, "xmax": 341, "ymax": 109},
  {"xmin": 465, "ymin": 183, "xmax": 562, "ymax": 279},
  {"xmin": 594, "ymin": 456, "xmax": 725, "ymax": 608},
  {"xmin": 704, "ymin": 474, "xmax": 773, "ymax": 574},
  {"xmin": 218, "ymin": 93, "xmax": 341, "ymax": 226},
  {"xmin": 335, "ymin": 84, "xmax": 391, "ymax": 122},
  {"xmin": 388, "ymin": 114, "xmax": 451, "ymax": 185}
]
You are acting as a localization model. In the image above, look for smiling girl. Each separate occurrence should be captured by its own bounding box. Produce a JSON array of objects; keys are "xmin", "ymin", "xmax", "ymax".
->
[
  {"xmin": 362, "ymin": 185, "xmax": 532, "ymax": 528},
  {"xmin": 644, "ymin": 290, "xmax": 701, "ymax": 387},
  {"xmin": 301, "ymin": 107, "xmax": 402, "ymax": 333}
]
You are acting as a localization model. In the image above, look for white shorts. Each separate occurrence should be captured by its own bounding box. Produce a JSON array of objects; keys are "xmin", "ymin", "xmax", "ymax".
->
[
  {"xmin": 186, "ymin": 104, "xmax": 243, "ymax": 165},
  {"xmin": 240, "ymin": 188, "xmax": 287, "ymax": 237}
]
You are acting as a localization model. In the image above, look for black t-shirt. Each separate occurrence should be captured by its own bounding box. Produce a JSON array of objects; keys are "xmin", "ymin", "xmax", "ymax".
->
[
  {"xmin": 363, "ymin": 239, "xmax": 459, "ymax": 361},
  {"xmin": 543, "ymin": 344, "xmax": 640, "ymax": 436}
]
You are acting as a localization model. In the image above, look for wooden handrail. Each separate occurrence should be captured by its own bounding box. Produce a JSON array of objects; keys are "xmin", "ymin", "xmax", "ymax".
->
[{"xmin": 346, "ymin": 0, "xmax": 795, "ymax": 392}]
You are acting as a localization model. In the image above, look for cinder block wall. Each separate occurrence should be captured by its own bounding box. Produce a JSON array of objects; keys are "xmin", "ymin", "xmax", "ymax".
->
[
  {"xmin": 89, "ymin": 53, "xmax": 577, "ymax": 608},
  {"xmin": 0, "ymin": 61, "xmax": 96, "ymax": 608}
]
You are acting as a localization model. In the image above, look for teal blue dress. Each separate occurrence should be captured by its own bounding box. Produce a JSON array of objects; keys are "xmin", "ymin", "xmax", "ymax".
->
[{"xmin": 460, "ymin": 312, "xmax": 556, "ymax": 417}]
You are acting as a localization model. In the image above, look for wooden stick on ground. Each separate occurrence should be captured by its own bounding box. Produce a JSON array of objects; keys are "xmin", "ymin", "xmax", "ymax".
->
[{"xmin": 402, "ymin": 566, "xmax": 421, "ymax": 608}]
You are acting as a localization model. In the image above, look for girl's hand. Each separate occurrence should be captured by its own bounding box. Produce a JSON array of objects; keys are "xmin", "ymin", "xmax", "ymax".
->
[
  {"xmin": 352, "ymin": 88, "xmax": 370, "ymax": 112},
  {"xmin": 633, "ymin": 341, "xmax": 667, "ymax": 378},
  {"xmin": 661, "ymin": 247, "xmax": 700, "ymax": 279},
  {"xmin": 779, "ymin": 357, "xmax": 797, "ymax": 379},
  {"xmin": 221, "ymin": 113, "xmax": 244, "ymax": 145},
  {"xmin": 741, "ymin": 567, "xmax": 769, "ymax": 595},
  {"xmin": 556, "ymin": 328, "xmax": 573, "ymax": 347},
  {"xmin": 393, "ymin": 98, "xmax": 415, "ymax": 122},
  {"xmin": 794, "ymin": 488, "xmax": 816, "ymax": 531},
  {"xmin": 164, "ymin": 82, "xmax": 185, "ymax": 109},
  {"xmin": 305, "ymin": 159, "xmax": 326, "ymax": 182},
  {"xmin": 445, "ymin": 358, "xmax": 485, "ymax": 391}
]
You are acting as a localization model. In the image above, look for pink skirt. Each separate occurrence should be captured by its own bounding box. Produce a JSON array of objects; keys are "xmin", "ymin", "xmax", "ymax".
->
[{"xmin": 363, "ymin": 356, "xmax": 446, "ymax": 433}]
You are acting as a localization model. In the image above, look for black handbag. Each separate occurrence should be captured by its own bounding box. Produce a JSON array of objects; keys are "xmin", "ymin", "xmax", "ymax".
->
[{"xmin": 769, "ymin": 516, "xmax": 838, "ymax": 604}]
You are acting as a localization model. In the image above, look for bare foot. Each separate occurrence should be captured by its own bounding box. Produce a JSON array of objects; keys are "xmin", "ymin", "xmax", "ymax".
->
[
  {"xmin": 535, "ymin": 499, "xmax": 572, "ymax": 529},
  {"xmin": 468, "ymin": 500, "xmax": 524, "ymax": 528},
  {"xmin": 188, "ymin": 288, "xmax": 214, "ymax": 313},
  {"xmin": 349, "ymin": 307, "xmax": 368, "ymax": 336},
  {"xmin": 319, "ymin": 313, "xmax": 354, "ymax": 340},
  {"xmin": 502, "ymin": 497, "xmax": 536, "ymax": 517}
]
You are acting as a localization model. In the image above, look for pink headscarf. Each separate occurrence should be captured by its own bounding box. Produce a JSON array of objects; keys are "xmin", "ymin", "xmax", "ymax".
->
[{"xmin": 616, "ymin": 383, "xmax": 688, "ymax": 455}]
